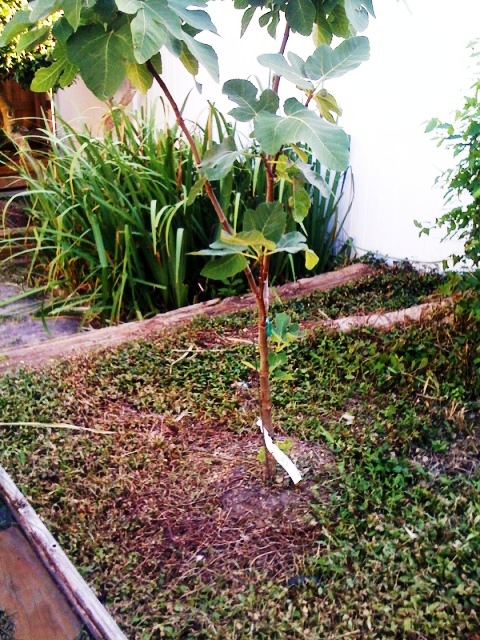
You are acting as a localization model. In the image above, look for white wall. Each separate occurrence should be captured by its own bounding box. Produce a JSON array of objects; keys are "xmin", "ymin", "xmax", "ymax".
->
[
  {"xmin": 332, "ymin": 0, "xmax": 479, "ymax": 266},
  {"xmin": 54, "ymin": 78, "xmax": 108, "ymax": 136},
  {"xmin": 151, "ymin": 0, "xmax": 479, "ymax": 268}
]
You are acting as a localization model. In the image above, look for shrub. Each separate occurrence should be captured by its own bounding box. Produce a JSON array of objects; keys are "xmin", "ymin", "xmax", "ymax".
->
[
  {"xmin": 423, "ymin": 41, "xmax": 480, "ymax": 314},
  {"xmin": 3, "ymin": 107, "xmax": 347, "ymax": 323}
]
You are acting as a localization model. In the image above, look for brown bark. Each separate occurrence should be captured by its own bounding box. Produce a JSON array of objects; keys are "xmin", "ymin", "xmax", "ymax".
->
[
  {"xmin": 0, "ymin": 83, "xmax": 15, "ymax": 136},
  {"xmin": 257, "ymin": 258, "xmax": 275, "ymax": 480}
]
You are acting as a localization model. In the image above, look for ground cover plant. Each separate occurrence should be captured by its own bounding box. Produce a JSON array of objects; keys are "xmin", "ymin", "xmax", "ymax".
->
[
  {"xmin": 0, "ymin": 610, "xmax": 14, "ymax": 640},
  {"xmin": 0, "ymin": 265, "xmax": 479, "ymax": 639}
]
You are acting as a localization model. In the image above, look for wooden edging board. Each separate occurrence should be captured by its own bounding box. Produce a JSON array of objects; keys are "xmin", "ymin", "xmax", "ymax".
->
[
  {"xmin": 0, "ymin": 263, "xmax": 373, "ymax": 373},
  {"xmin": 0, "ymin": 464, "xmax": 128, "ymax": 640}
]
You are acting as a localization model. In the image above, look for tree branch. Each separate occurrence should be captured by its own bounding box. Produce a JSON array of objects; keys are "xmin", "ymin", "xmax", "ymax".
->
[
  {"xmin": 146, "ymin": 61, "xmax": 259, "ymax": 298},
  {"xmin": 271, "ymin": 23, "xmax": 291, "ymax": 95}
]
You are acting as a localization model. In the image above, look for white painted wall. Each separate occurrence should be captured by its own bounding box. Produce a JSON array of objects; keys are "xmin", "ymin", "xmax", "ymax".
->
[
  {"xmin": 332, "ymin": 0, "xmax": 479, "ymax": 267},
  {"xmin": 54, "ymin": 78, "xmax": 107, "ymax": 136},
  {"xmin": 159, "ymin": 1, "xmax": 480, "ymax": 268}
]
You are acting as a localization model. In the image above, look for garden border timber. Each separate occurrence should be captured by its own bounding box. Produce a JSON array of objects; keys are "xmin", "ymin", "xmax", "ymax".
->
[
  {"xmin": 0, "ymin": 464, "xmax": 128, "ymax": 640},
  {"xmin": 0, "ymin": 263, "xmax": 373, "ymax": 373}
]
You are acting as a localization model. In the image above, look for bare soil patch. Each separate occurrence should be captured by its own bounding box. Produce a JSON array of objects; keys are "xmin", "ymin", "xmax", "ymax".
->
[{"xmin": 113, "ymin": 418, "xmax": 334, "ymax": 588}]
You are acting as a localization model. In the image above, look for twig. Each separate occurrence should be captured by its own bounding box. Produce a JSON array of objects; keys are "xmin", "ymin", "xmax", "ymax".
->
[{"xmin": 0, "ymin": 422, "xmax": 113, "ymax": 435}]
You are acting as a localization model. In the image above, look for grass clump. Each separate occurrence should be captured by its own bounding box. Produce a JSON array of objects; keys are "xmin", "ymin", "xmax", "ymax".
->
[
  {"xmin": 1, "ymin": 108, "xmax": 348, "ymax": 325},
  {"xmin": 0, "ymin": 268, "xmax": 478, "ymax": 638},
  {"xmin": 0, "ymin": 611, "xmax": 14, "ymax": 640}
]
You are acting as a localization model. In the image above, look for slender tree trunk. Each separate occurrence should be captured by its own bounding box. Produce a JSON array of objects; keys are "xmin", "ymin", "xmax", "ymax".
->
[
  {"xmin": 145, "ymin": 61, "xmax": 278, "ymax": 479},
  {"xmin": 145, "ymin": 24, "xmax": 294, "ymax": 482},
  {"xmin": 257, "ymin": 257, "xmax": 275, "ymax": 480},
  {"xmin": 0, "ymin": 83, "xmax": 15, "ymax": 136}
]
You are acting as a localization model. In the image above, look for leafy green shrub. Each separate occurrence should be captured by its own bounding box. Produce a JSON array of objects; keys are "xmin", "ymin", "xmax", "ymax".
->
[
  {"xmin": 423, "ymin": 42, "xmax": 480, "ymax": 314},
  {"xmin": 2, "ymin": 107, "xmax": 348, "ymax": 323},
  {"xmin": 5, "ymin": 108, "xmax": 217, "ymax": 322},
  {"xmin": 0, "ymin": 0, "xmax": 53, "ymax": 87}
]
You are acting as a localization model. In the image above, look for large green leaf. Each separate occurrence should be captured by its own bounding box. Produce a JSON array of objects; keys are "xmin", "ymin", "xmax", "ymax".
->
[
  {"xmin": 313, "ymin": 18, "xmax": 332, "ymax": 46},
  {"xmin": 222, "ymin": 79, "xmax": 279, "ymax": 122},
  {"xmin": 253, "ymin": 98, "xmax": 349, "ymax": 171},
  {"xmin": 243, "ymin": 202, "xmax": 286, "ymax": 244},
  {"xmin": 16, "ymin": 25, "xmax": 51, "ymax": 52},
  {"xmin": 289, "ymin": 178, "xmax": 311, "ymax": 223},
  {"xmin": 274, "ymin": 231, "xmax": 308, "ymax": 253},
  {"xmin": 220, "ymin": 230, "xmax": 276, "ymax": 252},
  {"xmin": 62, "ymin": 0, "xmax": 83, "ymax": 31},
  {"xmin": 168, "ymin": 0, "xmax": 217, "ymax": 34},
  {"xmin": 296, "ymin": 161, "xmax": 331, "ymax": 197},
  {"xmin": 30, "ymin": 0, "xmax": 62, "ymax": 22},
  {"xmin": 259, "ymin": 38, "xmax": 369, "ymax": 90},
  {"xmin": 31, "ymin": 41, "xmax": 78, "ymax": 91},
  {"xmin": 178, "ymin": 40, "xmax": 199, "ymax": 75},
  {"xmin": 201, "ymin": 254, "xmax": 248, "ymax": 280},
  {"xmin": 128, "ymin": 1, "xmax": 176, "ymax": 64},
  {"xmin": 126, "ymin": 62, "xmax": 153, "ymax": 92},
  {"xmin": 86, "ymin": 0, "xmax": 118, "ymax": 22},
  {"xmin": 181, "ymin": 33, "xmax": 218, "ymax": 82},
  {"xmin": 344, "ymin": 0, "xmax": 375, "ymax": 32},
  {"xmin": 51, "ymin": 17, "xmax": 74, "ymax": 42},
  {"xmin": 116, "ymin": 0, "xmax": 218, "ymax": 76},
  {"xmin": 200, "ymin": 137, "xmax": 240, "ymax": 180},
  {"xmin": 67, "ymin": 24, "xmax": 131, "ymax": 98},
  {"xmin": 257, "ymin": 53, "xmax": 313, "ymax": 91},
  {"xmin": 30, "ymin": 58, "xmax": 63, "ymax": 91},
  {"xmin": 285, "ymin": 0, "xmax": 315, "ymax": 36},
  {"xmin": 0, "ymin": 10, "xmax": 31, "ymax": 46},
  {"xmin": 305, "ymin": 37, "xmax": 370, "ymax": 82},
  {"xmin": 58, "ymin": 59, "xmax": 79, "ymax": 87},
  {"xmin": 313, "ymin": 88, "xmax": 343, "ymax": 124},
  {"xmin": 240, "ymin": 6, "xmax": 256, "ymax": 36},
  {"xmin": 115, "ymin": 0, "xmax": 145, "ymax": 14},
  {"xmin": 329, "ymin": 2, "xmax": 352, "ymax": 38},
  {"xmin": 193, "ymin": 237, "xmax": 248, "ymax": 256},
  {"xmin": 305, "ymin": 248, "xmax": 319, "ymax": 270},
  {"xmin": 271, "ymin": 231, "xmax": 318, "ymax": 269}
]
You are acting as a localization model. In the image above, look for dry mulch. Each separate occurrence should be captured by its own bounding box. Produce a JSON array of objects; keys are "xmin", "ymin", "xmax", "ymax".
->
[{"xmin": 116, "ymin": 420, "xmax": 334, "ymax": 588}]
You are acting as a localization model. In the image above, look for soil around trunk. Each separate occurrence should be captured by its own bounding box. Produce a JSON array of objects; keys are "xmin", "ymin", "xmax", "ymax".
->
[{"xmin": 122, "ymin": 423, "xmax": 335, "ymax": 587}]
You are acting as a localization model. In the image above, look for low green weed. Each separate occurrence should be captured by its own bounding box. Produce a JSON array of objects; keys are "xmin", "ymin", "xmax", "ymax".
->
[{"xmin": 0, "ymin": 269, "xmax": 478, "ymax": 638}]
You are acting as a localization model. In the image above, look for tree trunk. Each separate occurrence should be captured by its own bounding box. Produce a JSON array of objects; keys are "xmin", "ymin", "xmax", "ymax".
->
[{"xmin": 0, "ymin": 83, "xmax": 15, "ymax": 136}]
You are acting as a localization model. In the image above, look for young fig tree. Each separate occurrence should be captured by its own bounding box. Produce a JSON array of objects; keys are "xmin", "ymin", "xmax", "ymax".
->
[{"xmin": 1, "ymin": 0, "xmax": 374, "ymax": 480}]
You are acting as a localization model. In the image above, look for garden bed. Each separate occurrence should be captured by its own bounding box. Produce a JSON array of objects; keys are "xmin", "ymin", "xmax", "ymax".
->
[
  {"xmin": 0, "ymin": 264, "xmax": 478, "ymax": 639},
  {"xmin": 0, "ymin": 466, "xmax": 127, "ymax": 640}
]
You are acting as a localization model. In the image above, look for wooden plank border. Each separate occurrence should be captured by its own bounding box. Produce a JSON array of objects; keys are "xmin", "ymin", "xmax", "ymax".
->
[
  {"xmin": 0, "ymin": 465, "xmax": 128, "ymax": 640},
  {"xmin": 0, "ymin": 263, "xmax": 374, "ymax": 373}
]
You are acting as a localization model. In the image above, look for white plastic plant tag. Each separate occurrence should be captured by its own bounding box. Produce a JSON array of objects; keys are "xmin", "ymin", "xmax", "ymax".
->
[
  {"xmin": 340, "ymin": 412, "xmax": 355, "ymax": 425},
  {"xmin": 263, "ymin": 278, "xmax": 269, "ymax": 310},
  {"xmin": 256, "ymin": 419, "xmax": 302, "ymax": 484}
]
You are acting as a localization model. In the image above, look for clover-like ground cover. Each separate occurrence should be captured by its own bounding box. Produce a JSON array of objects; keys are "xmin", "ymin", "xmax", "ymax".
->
[{"xmin": 0, "ymin": 264, "xmax": 479, "ymax": 639}]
